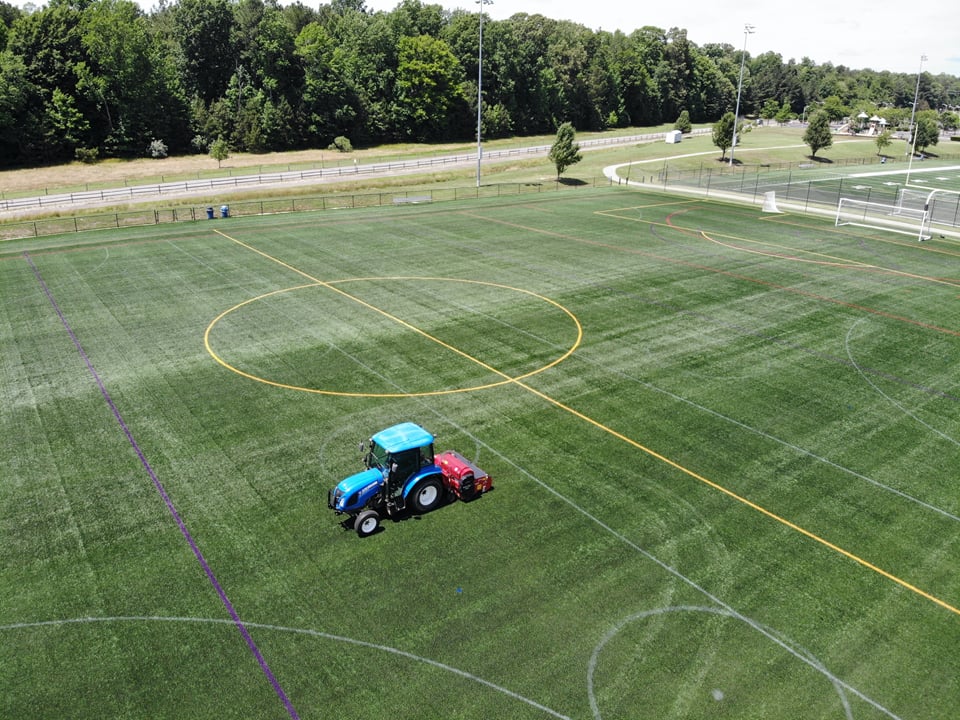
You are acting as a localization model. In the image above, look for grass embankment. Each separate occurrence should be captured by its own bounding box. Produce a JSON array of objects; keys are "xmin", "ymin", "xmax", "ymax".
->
[{"xmin": 0, "ymin": 125, "xmax": 916, "ymax": 220}]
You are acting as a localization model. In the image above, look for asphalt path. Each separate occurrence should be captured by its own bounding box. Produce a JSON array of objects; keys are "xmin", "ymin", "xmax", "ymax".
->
[{"xmin": 0, "ymin": 130, "xmax": 711, "ymax": 218}]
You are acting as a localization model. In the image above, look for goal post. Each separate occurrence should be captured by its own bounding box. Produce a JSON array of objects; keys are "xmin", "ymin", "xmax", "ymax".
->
[
  {"xmin": 896, "ymin": 187, "xmax": 960, "ymax": 233},
  {"xmin": 835, "ymin": 197, "xmax": 931, "ymax": 241}
]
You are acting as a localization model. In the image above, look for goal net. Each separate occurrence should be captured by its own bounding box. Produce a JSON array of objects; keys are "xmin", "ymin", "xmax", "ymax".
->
[
  {"xmin": 897, "ymin": 187, "xmax": 960, "ymax": 231},
  {"xmin": 835, "ymin": 197, "xmax": 931, "ymax": 241}
]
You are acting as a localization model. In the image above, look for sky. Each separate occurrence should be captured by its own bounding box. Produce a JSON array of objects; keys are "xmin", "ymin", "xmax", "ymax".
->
[{"xmin": 363, "ymin": 0, "xmax": 960, "ymax": 77}]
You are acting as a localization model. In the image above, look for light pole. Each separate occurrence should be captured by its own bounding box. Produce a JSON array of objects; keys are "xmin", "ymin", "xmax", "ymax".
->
[
  {"xmin": 729, "ymin": 23, "xmax": 755, "ymax": 167},
  {"xmin": 476, "ymin": 0, "xmax": 492, "ymax": 188},
  {"xmin": 906, "ymin": 54, "xmax": 927, "ymax": 186}
]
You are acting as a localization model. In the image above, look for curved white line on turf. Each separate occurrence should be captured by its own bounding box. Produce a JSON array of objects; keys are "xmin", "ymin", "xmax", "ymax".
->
[
  {"xmin": 430, "ymin": 230, "xmax": 960, "ymax": 524},
  {"xmin": 422, "ymin": 416, "xmax": 904, "ymax": 720},
  {"xmin": 0, "ymin": 616, "xmax": 570, "ymax": 720},
  {"xmin": 845, "ymin": 317, "xmax": 959, "ymax": 448},
  {"xmin": 587, "ymin": 605, "xmax": 853, "ymax": 720}
]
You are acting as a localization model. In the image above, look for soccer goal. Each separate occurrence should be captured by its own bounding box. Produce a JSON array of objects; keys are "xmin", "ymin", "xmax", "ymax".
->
[
  {"xmin": 897, "ymin": 187, "xmax": 960, "ymax": 231},
  {"xmin": 835, "ymin": 197, "xmax": 931, "ymax": 241}
]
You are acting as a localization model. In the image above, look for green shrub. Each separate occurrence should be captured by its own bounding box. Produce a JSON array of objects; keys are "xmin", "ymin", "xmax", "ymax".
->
[
  {"xmin": 328, "ymin": 136, "xmax": 353, "ymax": 152},
  {"xmin": 74, "ymin": 147, "xmax": 99, "ymax": 164}
]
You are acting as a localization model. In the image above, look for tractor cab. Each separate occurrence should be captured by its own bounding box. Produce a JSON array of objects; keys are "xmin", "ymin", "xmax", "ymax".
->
[{"xmin": 363, "ymin": 423, "xmax": 436, "ymax": 514}]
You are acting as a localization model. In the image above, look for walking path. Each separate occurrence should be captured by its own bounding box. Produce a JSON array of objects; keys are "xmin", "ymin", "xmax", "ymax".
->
[{"xmin": 0, "ymin": 130, "xmax": 710, "ymax": 218}]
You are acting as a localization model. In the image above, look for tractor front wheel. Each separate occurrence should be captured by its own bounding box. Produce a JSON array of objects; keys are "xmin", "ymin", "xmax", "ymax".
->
[
  {"xmin": 411, "ymin": 477, "xmax": 444, "ymax": 513},
  {"xmin": 355, "ymin": 510, "xmax": 380, "ymax": 537}
]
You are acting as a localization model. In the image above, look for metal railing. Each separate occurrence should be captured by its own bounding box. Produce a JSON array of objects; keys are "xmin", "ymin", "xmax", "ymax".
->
[{"xmin": 0, "ymin": 129, "xmax": 710, "ymax": 214}]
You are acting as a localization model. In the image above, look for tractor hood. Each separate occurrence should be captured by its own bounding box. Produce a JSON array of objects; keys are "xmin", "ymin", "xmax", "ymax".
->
[{"xmin": 330, "ymin": 467, "xmax": 385, "ymax": 513}]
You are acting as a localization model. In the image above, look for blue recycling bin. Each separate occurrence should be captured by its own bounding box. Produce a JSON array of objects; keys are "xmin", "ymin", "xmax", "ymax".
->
[
  {"xmin": 220, "ymin": 205, "xmax": 230, "ymax": 218},
  {"xmin": 206, "ymin": 206, "xmax": 214, "ymax": 220}
]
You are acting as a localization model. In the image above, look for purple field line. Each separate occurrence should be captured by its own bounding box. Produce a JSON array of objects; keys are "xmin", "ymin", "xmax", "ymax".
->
[{"xmin": 24, "ymin": 253, "xmax": 300, "ymax": 720}]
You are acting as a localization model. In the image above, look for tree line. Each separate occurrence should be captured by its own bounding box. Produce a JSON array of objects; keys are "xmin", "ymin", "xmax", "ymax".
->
[{"xmin": 1, "ymin": 0, "xmax": 958, "ymax": 168}]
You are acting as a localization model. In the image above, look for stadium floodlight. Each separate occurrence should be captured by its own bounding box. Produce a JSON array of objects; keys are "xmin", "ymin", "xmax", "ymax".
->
[
  {"xmin": 729, "ymin": 23, "xmax": 755, "ymax": 167},
  {"xmin": 476, "ymin": 0, "xmax": 493, "ymax": 188},
  {"xmin": 906, "ymin": 54, "xmax": 928, "ymax": 187}
]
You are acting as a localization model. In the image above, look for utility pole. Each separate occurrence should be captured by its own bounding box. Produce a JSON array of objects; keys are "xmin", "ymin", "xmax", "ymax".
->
[
  {"xmin": 729, "ymin": 24, "xmax": 755, "ymax": 167},
  {"xmin": 476, "ymin": 0, "xmax": 493, "ymax": 187}
]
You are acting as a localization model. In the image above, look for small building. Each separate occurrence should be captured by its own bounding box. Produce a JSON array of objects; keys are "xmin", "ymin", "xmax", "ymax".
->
[{"xmin": 665, "ymin": 129, "xmax": 683, "ymax": 144}]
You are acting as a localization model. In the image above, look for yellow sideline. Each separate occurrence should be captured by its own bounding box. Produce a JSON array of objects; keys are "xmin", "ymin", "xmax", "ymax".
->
[{"xmin": 212, "ymin": 228, "xmax": 960, "ymax": 619}]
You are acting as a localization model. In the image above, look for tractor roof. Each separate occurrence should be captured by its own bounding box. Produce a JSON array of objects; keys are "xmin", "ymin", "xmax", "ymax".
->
[{"xmin": 371, "ymin": 422, "xmax": 434, "ymax": 453}]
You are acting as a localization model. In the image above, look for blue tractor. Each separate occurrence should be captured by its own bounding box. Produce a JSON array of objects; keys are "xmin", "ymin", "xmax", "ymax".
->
[{"xmin": 328, "ymin": 422, "xmax": 493, "ymax": 537}]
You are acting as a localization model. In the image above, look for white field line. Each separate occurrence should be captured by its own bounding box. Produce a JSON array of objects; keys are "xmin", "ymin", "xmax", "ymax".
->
[
  {"xmin": 0, "ymin": 616, "xmax": 570, "ymax": 720},
  {"xmin": 586, "ymin": 606, "xmax": 854, "ymax": 720},
  {"xmin": 845, "ymin": 317, "xmax": 959, "ymax": 447}
]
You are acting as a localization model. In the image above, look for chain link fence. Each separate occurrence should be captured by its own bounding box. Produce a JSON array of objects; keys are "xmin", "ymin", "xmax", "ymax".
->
[
  {"xmin": 646, "ymin": 153, "xmax": 960, "ymax": 228},
  {"xmin": 0, "ymin": 178, "xmax": 615, "ymax": 242}
]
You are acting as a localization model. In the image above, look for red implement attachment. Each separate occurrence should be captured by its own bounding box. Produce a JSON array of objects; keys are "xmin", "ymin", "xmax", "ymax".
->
[{"xmin": 435, "ymin": 450, "xmax": 493, "ymax": 501}]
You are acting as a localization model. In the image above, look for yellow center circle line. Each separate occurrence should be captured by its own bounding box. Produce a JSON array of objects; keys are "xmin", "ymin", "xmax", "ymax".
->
[{"xmin": 204, "ymin": 276, "xmax": 583, "ymax": 397}]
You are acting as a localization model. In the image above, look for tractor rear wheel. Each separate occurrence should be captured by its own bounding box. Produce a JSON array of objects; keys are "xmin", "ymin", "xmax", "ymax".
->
[
  {"xmin": 411, "ymin": 477, "xmax": 444, "ymax": 513},
  {"xmin": 355, "ymin": 510, "xmax": 380, "ymax": 537}
]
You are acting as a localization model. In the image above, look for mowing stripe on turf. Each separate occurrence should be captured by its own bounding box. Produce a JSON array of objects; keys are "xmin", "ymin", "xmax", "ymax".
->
[
  {"xmin": 23, "ymin": 252, "xmax": 302, "ymax": 720},
  {"xmin": 469, "ymin": 209, "xmax": 960, "ymax": 338},
  {"xmin": 212, "ymin": 230, "xmax": 960, "ymax": 619}
]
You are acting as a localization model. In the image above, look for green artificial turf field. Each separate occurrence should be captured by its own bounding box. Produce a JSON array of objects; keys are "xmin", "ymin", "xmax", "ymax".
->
[{"xmin": 2, "ymin": 185, "xmax": 959, "ymax": 719}]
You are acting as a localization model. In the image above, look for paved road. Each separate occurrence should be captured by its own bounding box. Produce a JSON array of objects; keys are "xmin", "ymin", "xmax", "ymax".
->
[{"xmin": 1, "ymin": 130, "xmax": 710, "ymax": 217}]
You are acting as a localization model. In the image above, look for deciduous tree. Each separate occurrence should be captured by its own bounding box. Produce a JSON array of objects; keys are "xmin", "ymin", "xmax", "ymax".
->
[
  {"xmin": 712, "ymin": 111, "xmax": 735, "ymax": 159},
  {"xmin": 209, "ymin": 135, "xmax": 229, "ymax": 167},
  {"xmin": 911, "ymin": 113, "xmax": 939, "ymax": 154},
  {"xmin": 803, "ymin": 110, "xmax": 833, "ymax": 157},
  {"xmin": 548, "ymin": 121, "xmax": 581, "ymax": 178},
  {"xmin": 393, "ymin": 33, "xmax": 465, "ymax": 141},
  {"xmin": 875, "ymin": 129, "xmax": 892, "ymax": 156}
]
